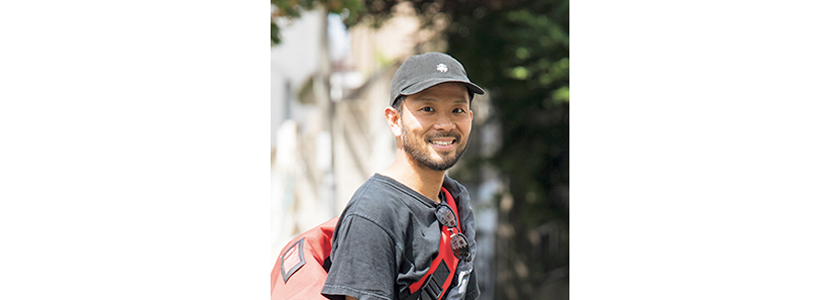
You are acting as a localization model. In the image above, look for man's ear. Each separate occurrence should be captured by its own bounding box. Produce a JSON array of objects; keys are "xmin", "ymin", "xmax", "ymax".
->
[{"xmin": 384, "ymin": 106, "xmax": 402, "ymax": 138}]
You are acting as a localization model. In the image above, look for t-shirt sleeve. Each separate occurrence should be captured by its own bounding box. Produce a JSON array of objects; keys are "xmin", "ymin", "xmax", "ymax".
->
[{"xmin": 322, "ymin": 214, "xmax": 397, "ymax": 300}]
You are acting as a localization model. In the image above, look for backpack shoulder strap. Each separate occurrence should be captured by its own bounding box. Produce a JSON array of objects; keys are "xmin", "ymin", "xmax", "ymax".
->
[{"xmin": 399, "ymin": 187, "xmax": 462, "ymax": 300}]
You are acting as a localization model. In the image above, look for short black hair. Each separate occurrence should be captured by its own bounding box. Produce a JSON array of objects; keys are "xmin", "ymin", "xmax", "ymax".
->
[{"xmin": 392, "ymin": 95, "xmax": 407, "ymax": 115}]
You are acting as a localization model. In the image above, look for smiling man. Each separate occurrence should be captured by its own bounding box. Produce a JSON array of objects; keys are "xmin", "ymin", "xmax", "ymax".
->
[{"xmin": 321, "ymin": 52, "xmax": 484, "ymax": 300}]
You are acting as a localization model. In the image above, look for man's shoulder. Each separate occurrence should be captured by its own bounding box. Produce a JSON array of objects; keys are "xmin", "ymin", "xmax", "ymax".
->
[
  {"xmin": 349, "ymin": 174, "xmax": 409, "ymax": 204},
  {"xmin": 442, "ymin": 175, "xmax": 470, "ymax": 199},
  {"xmin": 342, "ymin": 174, "xmax": 423, "ymax": 221}
]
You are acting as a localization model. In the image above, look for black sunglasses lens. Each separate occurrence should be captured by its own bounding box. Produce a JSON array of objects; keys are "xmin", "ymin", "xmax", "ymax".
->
[
  {"xmin": 451, "ymin": 233, "xmax": 470, "ymax": 261},
  {"xmin": 435, "ymin": 205, "xmax": 458, "ymax": 228},
  {"xmin": 436, "ymin": 205, "xmax": 471, "ymax": 261}
]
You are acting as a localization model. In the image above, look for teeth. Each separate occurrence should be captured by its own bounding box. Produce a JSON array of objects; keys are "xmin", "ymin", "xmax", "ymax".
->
[{"xmin": 431, "ymin": 140, "xmax": 454, "ymax": 146}]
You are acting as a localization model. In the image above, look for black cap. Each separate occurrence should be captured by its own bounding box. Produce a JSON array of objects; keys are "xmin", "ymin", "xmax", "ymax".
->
[{"xmin": 390, "ymin": 52, "xmax": 485, "ymax": 106}]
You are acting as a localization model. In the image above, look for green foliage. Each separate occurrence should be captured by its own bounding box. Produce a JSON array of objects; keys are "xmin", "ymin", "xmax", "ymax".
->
[
  {"xmin": 445, "ymin": 1, "xmax": 569, "ymax": 298},
  {"xmin": 270, "ymin": 0, "xmax": 479, "ymax": 46},
  {"xmin": 270, "ymin": 0, "xmax": 367, "ymax": 46},
  {"xmin": 271, "ymin": 21, "xmax": 280, "ymax": 45},
  {"xmin": 448, "ymin": 0, "xmax": 569, "ymax": 224}
]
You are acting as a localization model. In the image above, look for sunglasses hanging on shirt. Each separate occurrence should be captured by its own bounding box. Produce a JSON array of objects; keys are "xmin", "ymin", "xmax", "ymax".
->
[{"xmin": 435, "ymin": 204, "xmax": 471, "ymax": 261}]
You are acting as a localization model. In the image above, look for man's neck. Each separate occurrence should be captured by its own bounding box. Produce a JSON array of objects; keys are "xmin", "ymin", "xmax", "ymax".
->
[{"xmin": 381, "ymin": 151, "xmax": 446, "ymax": 203}]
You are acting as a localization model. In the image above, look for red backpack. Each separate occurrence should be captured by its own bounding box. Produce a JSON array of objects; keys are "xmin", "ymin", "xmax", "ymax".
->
[
  {"xmin": 271, "ymin": 187, "xmax": 462, "ymax": 300},
  {"xmin": 271, "ymin": 217, "xmax": 338, "ymax": 300}
]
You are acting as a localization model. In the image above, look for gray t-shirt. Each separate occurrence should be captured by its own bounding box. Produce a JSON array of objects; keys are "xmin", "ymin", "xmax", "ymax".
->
[{"xmin": 322, "ymin": 173, "xmax": 479, "ymax": 300}]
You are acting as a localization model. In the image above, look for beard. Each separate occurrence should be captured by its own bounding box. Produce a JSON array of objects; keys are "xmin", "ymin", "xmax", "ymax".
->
[{"xmin": 400, "ymin": 121, "xmax": 469, "ymax": 171}]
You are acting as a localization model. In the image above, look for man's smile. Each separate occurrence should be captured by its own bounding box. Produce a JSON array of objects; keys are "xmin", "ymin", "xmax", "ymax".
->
[{"xmin": 428, "ymin": 137, "xmax": 457, "ymax": 151}]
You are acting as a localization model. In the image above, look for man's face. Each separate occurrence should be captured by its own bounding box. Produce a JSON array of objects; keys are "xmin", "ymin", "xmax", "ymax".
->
[{"xmin": 398, "ymin": 82, "xmax": 473, "ymax": 171}]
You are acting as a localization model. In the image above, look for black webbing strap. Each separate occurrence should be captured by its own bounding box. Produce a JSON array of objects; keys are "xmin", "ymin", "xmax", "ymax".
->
[
  {"xmin": 323, "ymin": 256, "xmax": 332, "ymax": 271},
  {"xmin": 398, "ymin": 261, "xmax": 451, "ymax": 300}
]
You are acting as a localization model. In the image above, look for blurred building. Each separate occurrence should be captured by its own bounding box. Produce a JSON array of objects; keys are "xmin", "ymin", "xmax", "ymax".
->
[{"xmin": 271, "ymin": 4, "xmax": 500, "ymax": 298}]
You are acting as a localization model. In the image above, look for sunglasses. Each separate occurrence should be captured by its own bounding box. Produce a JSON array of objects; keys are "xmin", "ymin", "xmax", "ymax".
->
[{"xmin": 435, "ymin": 204, "xmax": 471, "ymax": 261}]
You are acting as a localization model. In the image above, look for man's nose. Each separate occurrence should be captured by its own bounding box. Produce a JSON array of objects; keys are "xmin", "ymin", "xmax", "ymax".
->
[{"xmin": 432, "ymin": 113, "xmax": 456, "ymax": 131}]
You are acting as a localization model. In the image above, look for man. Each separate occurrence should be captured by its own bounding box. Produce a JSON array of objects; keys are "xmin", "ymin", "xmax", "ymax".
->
[{"xmin": 321, "ymin": 52, "xmax": 484, "ymax": 300}]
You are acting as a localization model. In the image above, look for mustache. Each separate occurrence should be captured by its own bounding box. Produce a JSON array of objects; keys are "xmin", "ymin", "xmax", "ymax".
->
[{"xmin": 426, "ymin": 131, "xmax": 461, "ymax": 140}]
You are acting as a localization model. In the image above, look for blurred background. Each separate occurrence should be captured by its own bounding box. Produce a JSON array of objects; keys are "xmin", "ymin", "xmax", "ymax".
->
[{"xmin": 270, "ymin": 0, "xmax": 568, "ymax": 299}]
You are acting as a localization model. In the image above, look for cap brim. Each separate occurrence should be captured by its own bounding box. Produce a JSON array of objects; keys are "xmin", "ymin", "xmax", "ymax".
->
[{"xmin": 401, "ymin": 78, "xmax": 485, "ymax": 99}]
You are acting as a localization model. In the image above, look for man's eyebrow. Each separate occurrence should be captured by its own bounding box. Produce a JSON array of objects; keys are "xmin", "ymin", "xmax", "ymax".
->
[{"xmin": 415, "ymin": 97, "xmax": 469, "ymax": 103}]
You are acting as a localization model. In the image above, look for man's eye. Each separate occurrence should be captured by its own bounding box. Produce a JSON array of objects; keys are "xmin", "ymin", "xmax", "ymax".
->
[
  {"xmin": 420, "ymin": 107, "xmax": 434, "ymax": 112},
  {"xmin": 453, "ymin": 108, "xmax": 466, "ymax": 113}
]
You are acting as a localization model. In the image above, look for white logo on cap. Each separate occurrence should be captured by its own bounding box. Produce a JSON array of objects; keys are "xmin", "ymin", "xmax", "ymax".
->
[{"xmin": 436, "ymin": 63, "xmax": 448, "ymax": 73}]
